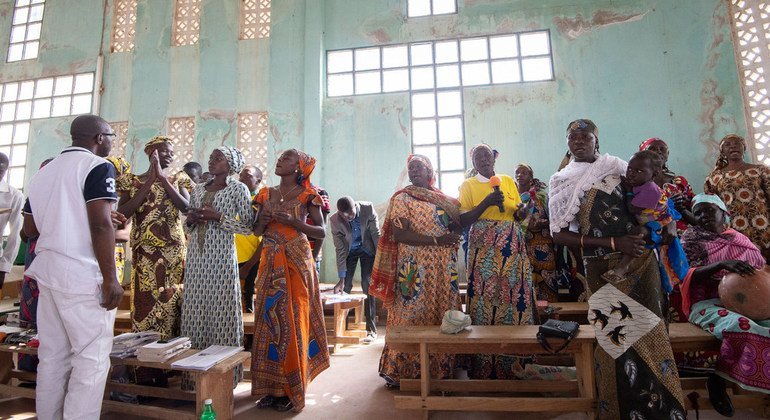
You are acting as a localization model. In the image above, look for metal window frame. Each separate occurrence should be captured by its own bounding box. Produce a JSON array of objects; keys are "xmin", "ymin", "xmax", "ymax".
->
[{"xmin": 6, "ymin": 0, "xmax": 45, "ymax": 63}]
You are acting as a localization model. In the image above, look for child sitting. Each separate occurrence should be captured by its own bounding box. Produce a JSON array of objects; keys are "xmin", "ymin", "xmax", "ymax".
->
[{"xmin": 611, "ymin": 150, "xmax": 689, "ymax": 291}]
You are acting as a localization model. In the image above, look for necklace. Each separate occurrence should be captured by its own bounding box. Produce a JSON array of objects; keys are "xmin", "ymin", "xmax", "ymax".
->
[{"xmin": 276, "ymin": 184, "xmax": 301, "ymax": 203}]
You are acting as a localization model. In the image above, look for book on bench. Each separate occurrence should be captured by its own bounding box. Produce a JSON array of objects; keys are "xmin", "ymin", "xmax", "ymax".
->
[
  {"xmin": 170, "ymin": 345, "xmax": 242, "ymax": 371},
  {"xmin": 136, "ymin": 337, "xmax": 191, "ymax": 363}
]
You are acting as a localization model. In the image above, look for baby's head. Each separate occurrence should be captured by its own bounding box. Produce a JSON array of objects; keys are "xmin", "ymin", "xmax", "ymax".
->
[{"xmin": 626, "ymin": 150, "xmax": 663, "ymax": 187}]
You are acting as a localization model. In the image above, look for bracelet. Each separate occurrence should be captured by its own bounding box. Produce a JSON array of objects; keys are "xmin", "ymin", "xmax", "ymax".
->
[
  {"xmin": 610, "ymin": 237, "xmax": 616, "ymax": 251},
  {"xmin": 580, "ymin": 235, "xmax": 584, "ymax": 248},
  {"xmin": 432, "ymin": 236, "xmax": 438, "ymax": 246}
]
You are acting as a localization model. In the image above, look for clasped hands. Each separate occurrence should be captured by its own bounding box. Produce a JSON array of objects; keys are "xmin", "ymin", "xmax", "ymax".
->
[{"xmin": 186, "ymin": 204, "xmax": 221, "ymax": 225}]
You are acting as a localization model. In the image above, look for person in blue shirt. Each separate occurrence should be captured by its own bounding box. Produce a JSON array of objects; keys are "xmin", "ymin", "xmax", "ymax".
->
[{"xmin": 330, "ymin": 196, "xmax": 380, "ymax": 342}]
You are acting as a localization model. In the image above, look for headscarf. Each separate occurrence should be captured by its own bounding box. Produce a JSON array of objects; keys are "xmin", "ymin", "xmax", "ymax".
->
[
  {"xmin": 691, "ymin": 193, "xmax": 730, "ymax": 223},
  {"xmin": 292, "ymin": 149, "xmax": 316, "ymax": 189},
  {"xmin": 106, "ymin": 156, "xmax": 132, "ymax": 177},
  {"xmin": 558, "ymin": 119, "xmax": 600, "ymax": 171},
  {"xmin": 714, "ymin": 134, "xmax": 746, "ymax": 171},
  {"xmin": 407, "ymin": 153, "xmax": 436, "ymax": 187},
  {"xmin": 639, "ymin": 137, "xmax": 675, "ymax": 178},
  {"xmin": 515, "ymin": 163, "xmax": 547, "ymax": 192},
  {"xmin": 215, "ymin": 146, "xmax": 246, "ymax": 175},
  {"xmin": 144, "ymin": 136, "xmax": 171, "ymax": 155},
  {"xmin": 466, "ymin": 145, "xmax": 498, "ymax": 178}
]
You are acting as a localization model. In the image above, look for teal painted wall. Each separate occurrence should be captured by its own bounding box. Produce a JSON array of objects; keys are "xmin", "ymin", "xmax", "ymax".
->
[{"xmin": 0, "ymin": 0, "xmax": 748, "ymax": 283}]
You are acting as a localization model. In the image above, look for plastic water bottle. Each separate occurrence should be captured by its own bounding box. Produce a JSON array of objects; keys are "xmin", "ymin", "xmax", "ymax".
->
[{"xmin": 200, "ymin": 399, "xmax": 216, "ymax": 420}]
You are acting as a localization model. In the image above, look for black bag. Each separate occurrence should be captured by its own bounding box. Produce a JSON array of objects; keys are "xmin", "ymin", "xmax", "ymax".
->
[{"xmin": 537, "ymin": 319, "xmax": 579, "ymax": 353}]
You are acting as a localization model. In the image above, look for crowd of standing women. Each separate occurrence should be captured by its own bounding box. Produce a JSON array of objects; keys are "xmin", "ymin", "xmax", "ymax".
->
[
  {"xmin": 19, "ymin": 115, "xmax": 770, "ymax": 418},
  {"xmin": 372, "ymin": 118, "xmax": 770, "ymax": 419}
]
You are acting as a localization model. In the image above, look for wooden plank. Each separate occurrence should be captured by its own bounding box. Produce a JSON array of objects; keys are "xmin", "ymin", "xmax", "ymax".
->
[
  {"xmin": 394, "ymin": 396, "xmax": 596, "ymax": 412},
  {"xmin": 0, "ymin": 351, "xmax": 12, "ymax": 385},
  {"xmin": 683, "ymin": 394, "xmax": 770, "ymax": 411},
  {"xmin": 10, "ymin": 369, "xmax": 36, "ymax": 382},
  {"xmin": 0, "ymin": 383, "xmax": 35, "ymax": 398},
  {"xmin": 110, "ymin": 351, "xmax": 249, "ymax": 375},
  {"xmin": 386, "ymin": 325, "xmax": 595, "ymax": 344},
  {"xmin": 399, "ymin": 378, "xmax": 578, "ymax": 393},
  {"xmin": 327, "ymin": 336, "xmax": 361, "ymax": 345},
  {"xmin": 387, "ymin": 342, "xmax": 584, "ymax": 355},
  {"xmin": 106, "ymin": 381, "xmax": 196, "ymax": 401},
  {"xmin": 101, "ymin": 400, "xmax": 197, "ymax": 420},
  {"xmin": 574, "ymin": 342, "xmax": 597, "ymax": 420},
  {"xmin": 0, "ymin": 344, "xmax": 38, "ymax": 355}
]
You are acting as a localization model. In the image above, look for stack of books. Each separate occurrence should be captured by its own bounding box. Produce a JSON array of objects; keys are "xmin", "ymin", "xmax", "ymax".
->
[
  {"xmin": 170, "ymin": 345, "xmax": 242, "ymax": 371},
  {"xmin": 136, "ymin": 337, "xmax": 191, "ymax": 363},
  {"xmin": 111, "ymin": 331, "xmax": 161, "ymax": 358}
]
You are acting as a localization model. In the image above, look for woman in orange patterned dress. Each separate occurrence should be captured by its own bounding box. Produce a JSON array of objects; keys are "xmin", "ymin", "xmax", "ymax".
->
[
  {"xmin": 372, "ymin": 154, "xmax": 463, "ymax": 388},
  {"xmin": 704, "ymin": 134, "xmax": 770, "ymax": 262},
  {"xmin": 251, "ymin": 149, "xmax": 329, "ymax": 413}
]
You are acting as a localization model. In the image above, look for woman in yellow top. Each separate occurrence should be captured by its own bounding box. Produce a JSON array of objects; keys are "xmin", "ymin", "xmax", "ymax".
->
[{"xmin": 458, "ymin": 143, "xmax": 535, "ymax": 380}]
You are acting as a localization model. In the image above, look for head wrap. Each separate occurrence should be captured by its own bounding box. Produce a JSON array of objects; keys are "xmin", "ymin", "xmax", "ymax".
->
[
  {"xmin": 407, "ymin": 154, "xmax": 436, "ymax": 187},
  {"xmin": 515, "ymin": 163, "xmax": 547, "ymax": 192},
  {"xmin": 566, "ymin": 119, "xmax": 598, "ymax": 138},
  {"xmin": 639, "ymin": 137, "xmax": 664, "ymax": 151},
  {"xmin": 714, "ymin": 134, "xmax": 746, "ymax": 171},
  {"xmin": 293, "ymin": 149, "xmax": 316, "ymax": 189},
  {"xmin": 144, "ymin": 136, "xmax": 171, "ymax": 155},
  {"xmin": 215, "ymin": 146, "xmax": 246, "ymax": 176},
  {"xmin": 106, "ymin": 155, "xmax": 132, "ymax": 177},
  {"xmin": 691, "ymin": 193, "xmax": 730, "ymax": 223},
  {"xmin": 559, "ymin": 119, "xmax": 600, "ymax": 170}
]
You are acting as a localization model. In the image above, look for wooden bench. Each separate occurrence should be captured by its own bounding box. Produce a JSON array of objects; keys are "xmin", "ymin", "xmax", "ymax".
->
[
  {"xmin": 669, "ymin": 322, "xmax": 770, "ymax": 415},
  {"xmin": 0, "ymin": 344, "xmax": 249, "ymax": 420},
  {"xmin": 386, "ymin": 324, "xmax": 597, "ymax": 419},
  {"xmin": 243, "ymin": 294, "xmax": 368, "ymax": 354}
]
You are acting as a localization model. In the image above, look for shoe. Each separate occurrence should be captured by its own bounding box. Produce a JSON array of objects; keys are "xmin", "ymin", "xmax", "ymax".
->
[
  {"xmin": 363, "ymin": 332, "xmax": 377, "ymax": 344},
  {"xmin": 272, "ymin": 396, "xmax": 294, "ymax": 412},
  {"xmin": 256, "ymin": 395, "xmax": 275, "ymax": 409},
  {"xmin": 707, "ymin": 373, "xmax": 734, "ymax": 417}
]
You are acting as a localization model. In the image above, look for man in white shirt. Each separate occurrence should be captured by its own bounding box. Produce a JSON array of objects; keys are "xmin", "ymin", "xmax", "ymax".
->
[
  {"xmin": 0, "ymin": 152, "xmax": 23, "ymax": 291},
  {"xmin": 23, "ymin": 114, "xmax": 124, "ymax": 420}
]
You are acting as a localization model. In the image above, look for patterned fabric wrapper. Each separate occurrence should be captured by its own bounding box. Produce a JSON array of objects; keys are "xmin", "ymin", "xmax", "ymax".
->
[
  {"xmin": 251, "ymin": 186, "xmax": 330, "ymax": 411},
  {"xmin": 578, "ymin": 174, "xmax": 685, "ymax": 420}
]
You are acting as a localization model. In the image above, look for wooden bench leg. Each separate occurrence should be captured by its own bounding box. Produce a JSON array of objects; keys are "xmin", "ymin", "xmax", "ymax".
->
[
  {"xmin": 574, "ymin": 342, "xmax": 596, "ymax": 420},
  {"xmin": 0, "ymin": 351, "xmax": 12, "ymax": 388},
  {"xmin": 333, "ymin": 303, "xmax": 345, "ymax": 353},
  {"xmin": 196, "ymin": 371, "xmax": 235, "ymax": 420},
  {"xmin": 420, "ymin": 342, "xmax": 430, "ymax": 419}
]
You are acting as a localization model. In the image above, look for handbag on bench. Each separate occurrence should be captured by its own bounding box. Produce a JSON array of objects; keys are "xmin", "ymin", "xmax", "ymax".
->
[{"xmin": 537, "ymin": 319, "xmax": 579, "ymax": 354}]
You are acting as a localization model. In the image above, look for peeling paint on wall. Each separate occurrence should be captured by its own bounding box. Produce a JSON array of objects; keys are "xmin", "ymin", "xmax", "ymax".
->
[{"xmin": 553, "ymin": 10, "xmax": 649, "ymax": 40}]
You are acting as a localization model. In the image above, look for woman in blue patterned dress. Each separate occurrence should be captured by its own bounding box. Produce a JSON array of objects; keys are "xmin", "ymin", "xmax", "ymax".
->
[{"xmin": 181, "ymin": 146, "xmax": 254, "ymax": 390}]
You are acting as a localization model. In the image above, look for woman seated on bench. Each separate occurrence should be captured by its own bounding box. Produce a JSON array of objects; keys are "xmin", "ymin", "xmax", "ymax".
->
[{"xmin": 679, "ymin": 193, "xmax": 768, "ymax": 416}]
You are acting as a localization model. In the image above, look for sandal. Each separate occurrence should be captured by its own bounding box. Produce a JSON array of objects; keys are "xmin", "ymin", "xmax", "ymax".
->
[
  {"xmin": 272, "ymin": 396, "xmax": 294, "ymax": 412},
  {"xmin": 256, "ymin": 395, "xmax": 275, "ymax": 409}
]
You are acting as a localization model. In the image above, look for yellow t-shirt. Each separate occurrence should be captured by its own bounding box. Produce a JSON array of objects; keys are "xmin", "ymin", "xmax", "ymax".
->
[
  {"xmin": 458, "ymin": 175, "xmax": 522, "ymax": 221},
  {"xmin": 235, "ymin": 233, "xmax": 262, "ymax": 264},
  {"xmin": 235, "ymin": 192, "xmax": 261, "ymax": 263}
]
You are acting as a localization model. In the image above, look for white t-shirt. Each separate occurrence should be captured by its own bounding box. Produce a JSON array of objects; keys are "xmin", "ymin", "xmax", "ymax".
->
[{"xmin": 23, "ymin": 147, "xmax": 117, "ymax": 295}]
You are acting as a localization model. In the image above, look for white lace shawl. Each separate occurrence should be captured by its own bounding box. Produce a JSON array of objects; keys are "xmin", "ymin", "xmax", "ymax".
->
[{"xmin": 548, "ymin": 153, "xmax": 628, "ymax": 234}]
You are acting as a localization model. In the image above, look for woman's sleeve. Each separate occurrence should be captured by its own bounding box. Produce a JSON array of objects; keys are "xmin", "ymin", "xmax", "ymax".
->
[
  {"xmin": 219, "ymin": 184, "xmax": 255, "ymax": 235},
  {"xmin": 704, "ymin": 173, "xmax": 717, "ymax": 195},
  {"xmin": 115, "ymin": 173, "xmax": 134, "ymax": 195},
  {"xmin": 458, "ymin": 180, "xmax": 474, "ymax": 212}
]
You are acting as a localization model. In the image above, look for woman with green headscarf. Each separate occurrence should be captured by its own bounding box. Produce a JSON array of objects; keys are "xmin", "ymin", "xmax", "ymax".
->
[{"xmin": 181, "ymin": 146, "xmax": 254, "ymax": 391}]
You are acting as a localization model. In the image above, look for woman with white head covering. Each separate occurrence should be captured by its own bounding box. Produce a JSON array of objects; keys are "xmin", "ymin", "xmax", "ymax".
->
[{"xmin": 181, "ymin": 146, "xmax": 254, "ymax": 391}]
